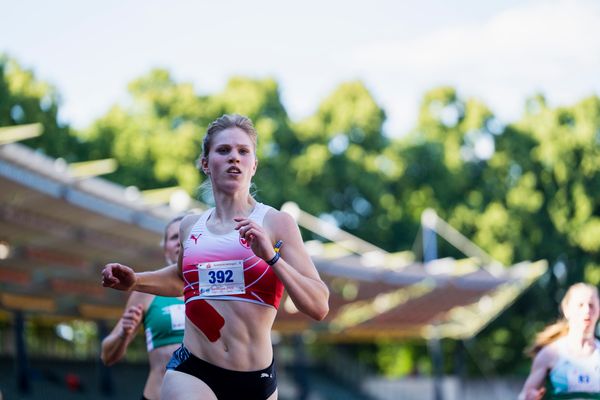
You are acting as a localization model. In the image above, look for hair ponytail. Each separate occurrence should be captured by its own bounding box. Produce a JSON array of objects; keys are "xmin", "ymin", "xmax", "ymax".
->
[{"xmin": 526, "ymin": 319, "xmax": 569, "ymax": 357}]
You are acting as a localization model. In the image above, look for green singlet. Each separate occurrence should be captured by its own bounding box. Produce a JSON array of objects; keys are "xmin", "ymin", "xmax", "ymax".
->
[{"xmin": 144, "ymin": 296, "xmax": 185, "ymax": 351}]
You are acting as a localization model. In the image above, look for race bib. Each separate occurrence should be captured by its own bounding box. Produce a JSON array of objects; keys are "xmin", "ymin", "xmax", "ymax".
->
[
  {"xmin": 198, "ymin": 260, "xmax": 245, "ymax": 296},
  {"xmin": 567, "ymin": 368, "xmax": 600, "ymax": 392},
  {"xmin": 168, "ymin": 304, "xmax": 185, "ymax": 330}
]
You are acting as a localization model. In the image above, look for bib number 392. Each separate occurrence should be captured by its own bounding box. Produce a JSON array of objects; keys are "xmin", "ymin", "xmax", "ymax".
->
[
  {"xmin": 207, "ymin": 269, "xmax": 234, "ymax": 284},
  {"xmin": 198, "ymin": 260, "xmax": 245, "ymax": 296}
]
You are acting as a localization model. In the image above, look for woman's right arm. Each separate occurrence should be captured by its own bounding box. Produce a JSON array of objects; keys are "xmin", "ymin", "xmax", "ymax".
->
[
  {"xmin": 518, "ymin": 347, "xmax": 552, "ymax": 400},
  {"xmin": 102, "ymin": 214, "xmax": 197, "ymax": 296},
  {"xmin": 102, "ymin": 263, "xmax": 183, "ymax": 297}
]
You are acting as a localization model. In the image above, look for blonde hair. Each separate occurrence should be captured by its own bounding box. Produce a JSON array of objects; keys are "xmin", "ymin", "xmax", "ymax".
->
[
  {"xmin": 526, "ymin": 283, "xmax": 599, "ymax": 357},
  {"xmin": 202, "ymin": 114, "xmax": 258, "ymax": 160}
]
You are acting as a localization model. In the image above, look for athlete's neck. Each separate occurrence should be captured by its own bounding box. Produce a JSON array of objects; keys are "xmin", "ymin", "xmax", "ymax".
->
[
  {"xmin": 566, "ymin": 330, "xmax": 597, "ymax": 354},
  {"xmin": 210, "ymin": 194, "xmax": 256, "ymax": 224}
]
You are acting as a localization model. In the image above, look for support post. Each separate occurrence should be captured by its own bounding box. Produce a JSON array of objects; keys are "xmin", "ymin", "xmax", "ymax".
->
[
  {"xmin": 422, "ymin": 210, "xmax": 444, "ymax": 400},
  {"xmin": 292, "ymin": 334, "xmax": 310, "ymax": 400},
  {"xmin": 14, "ymin": 311, "xmax": 31, "ymax": 395},
  {"xmin": 97, "ymin": 320, "xmax": 114, "ymax": 396},
  {"xmin": 455, "ymin": 340, "xmax": 466, "ymax": 399}
]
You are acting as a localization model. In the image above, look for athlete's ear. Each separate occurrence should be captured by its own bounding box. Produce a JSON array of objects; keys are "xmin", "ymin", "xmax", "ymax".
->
[
  {"xmin": 562, "ymin": 306, "xmax": 571, "ymax": 321},
  {"xmin": 251, "ymin": 158, "xmax": 258, "ymax": 177},
  {"xmin": 200, "ymin": 157, "xmax": 210, "ymax": 175}
]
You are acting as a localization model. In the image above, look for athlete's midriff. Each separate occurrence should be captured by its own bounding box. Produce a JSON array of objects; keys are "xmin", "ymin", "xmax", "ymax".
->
[
  {"xmin": 183, "ymin": 302, "xmax": 277, "ymax": 371},
  {"xmin": 145, "ymin": 343, "xmax": 182, "ymax": 399}
]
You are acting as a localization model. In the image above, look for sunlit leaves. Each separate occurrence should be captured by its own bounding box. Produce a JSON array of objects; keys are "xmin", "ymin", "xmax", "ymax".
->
[
  {"xmin": 0, "ymin": 56, "xmax": 78, "ymax": 159},
  {"xmin": 506, "ymin": 173, "xmax": 543, "ymax": 213},
  {"xmin": 292, "ymin": 144, "xmax": 331, "ymax": 184}
]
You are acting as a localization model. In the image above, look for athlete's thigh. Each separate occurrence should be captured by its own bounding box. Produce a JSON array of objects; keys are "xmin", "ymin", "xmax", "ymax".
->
[
  {"xmin": 266, "ymin": 388, "xmax": 278, "ymax": 400},
  {"xmin": 161, "ymin": 369, "xmax": 217, "ymax": 400}
]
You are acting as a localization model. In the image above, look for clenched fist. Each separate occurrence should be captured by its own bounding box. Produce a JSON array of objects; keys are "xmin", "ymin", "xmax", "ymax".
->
[
  {"xmin": 120, "ymin": 304, "xmax": 143, "ymax": 336},
  {"xmin": 102, "ymin": 263, "xmax": 137, "ymax": 291}
]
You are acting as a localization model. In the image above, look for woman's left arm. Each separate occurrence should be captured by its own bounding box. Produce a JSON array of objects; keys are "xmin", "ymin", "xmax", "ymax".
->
[{"xmin": 236, "ymin": 210, "xmax": 329, "ymax": 321}]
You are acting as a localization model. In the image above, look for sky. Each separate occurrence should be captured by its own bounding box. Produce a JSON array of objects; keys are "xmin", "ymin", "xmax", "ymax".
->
[{"xmin": 2, "ymin": 0, "xmax": 600, "ymax": 137}]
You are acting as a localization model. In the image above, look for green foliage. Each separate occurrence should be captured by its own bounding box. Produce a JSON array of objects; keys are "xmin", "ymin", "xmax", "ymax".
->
[
  {"xmin": 288, "ymin": 82, "xmax": 391, "ymax": 245},
  {"xmin": 0, "ymin": 55, "xmax": 82, "ymax": 160},
  {"xmin": 377, "ymin": 343, "xmax": 415, "ymax": 377},
  {"xmin": 76, "ymin": 69, "xmax": 212, "ymax": 192}
]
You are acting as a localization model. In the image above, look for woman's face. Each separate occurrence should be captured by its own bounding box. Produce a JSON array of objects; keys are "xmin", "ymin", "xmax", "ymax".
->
[
  {"xmin": 202, "ymin": 127, "xmax": 257, "ymax": 193},
  {"xmin": 163, "ymin": 220, "xmax": 181, "ymax": 264},
  {"xmin": 564, "ymin": 287, "xmax": 600, "ymax": 334}
]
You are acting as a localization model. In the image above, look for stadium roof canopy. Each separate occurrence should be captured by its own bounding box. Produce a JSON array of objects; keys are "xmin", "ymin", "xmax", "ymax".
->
[
  {"xmin": 0, "ymin": 133, "xmax": 547, "ymax": 340},
  {"xmin": 273, "ymin": 203, "xmax": 547, "ymax": 341},
  {"xmin": 0, "ymin": 140, "xmax": 192, "ymax": 321}
]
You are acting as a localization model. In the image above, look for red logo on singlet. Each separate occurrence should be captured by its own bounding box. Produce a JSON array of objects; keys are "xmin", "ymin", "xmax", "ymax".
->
[
  {"xmin": 190, "ymin": 234, "xmax": 202, "ymax": 244},
  {"xmin": 239, "ymin": 237, "xmax": 251, "ymax": 248}
]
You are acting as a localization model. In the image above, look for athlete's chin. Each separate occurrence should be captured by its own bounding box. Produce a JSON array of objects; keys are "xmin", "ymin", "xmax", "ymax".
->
[
  {"xmin": 215, "ymin": 181, "xmax": 251, "ymax": 194},
  {"xmin": 221, "ymin": 172, "xmax": 245, "ymax": 181},
  {"xmin": 578, "ymin": 320, "xmax": 597, "ymax": 332},
  {"xmin": 585, "ymin": 319, "xmax": 598, "ymax": 327}
]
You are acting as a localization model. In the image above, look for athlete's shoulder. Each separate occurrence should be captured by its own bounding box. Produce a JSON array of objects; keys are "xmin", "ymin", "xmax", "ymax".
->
[
  {"xmin": 182, "ymin": 212, "xmax": 203, "ymax": 226},
  {"xmin": 264, "ymin": 206, "xmax": 298, "ymax": 235},
  {"xmin": 179, "ymin": 212, "xmax": 204, "ymax": 236},
  {"xmin": 535, "ymin": 341, "xmax": 561, "ymax": 369},
  {"xmin": 264, "ymin": 206, "xmax": 293, "ymax": 222}
]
